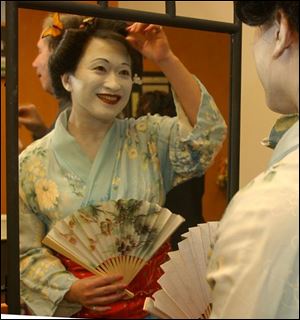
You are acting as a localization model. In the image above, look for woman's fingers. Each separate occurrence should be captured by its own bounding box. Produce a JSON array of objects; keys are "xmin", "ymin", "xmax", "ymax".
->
[
  {"xmin": 90, "ymin": 274, "xmax": 124, "ymax": 288},
  {"xmin": 144, "ymin": 24, "xmax": 163, "ymax": 34},
  {"xmin": 91, "ymin": 281, "xmax": 127, "ymax": 297},
  {"xmin": 126, "ymin": 35, "xmax": 144, "ymax": 51},
  {"xmin": 127, "ymin": 23, "xmax": 163, "ymax": 35},
  {"xmin": 87, "ymin": 290, "xmax": 127, "ymax": 307},
  {"xmin": 76, "ymin": 274, "xmax": 128, "ymax": 309},
  {"xmin": 127, "ymin": 22, "xmax": 147, "ymax": 33}
]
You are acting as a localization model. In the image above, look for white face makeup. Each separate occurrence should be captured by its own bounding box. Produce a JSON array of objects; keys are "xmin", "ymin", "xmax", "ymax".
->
[{"xmin": 66, "ymin": 37, "xmax": 133, "ymax": 123}]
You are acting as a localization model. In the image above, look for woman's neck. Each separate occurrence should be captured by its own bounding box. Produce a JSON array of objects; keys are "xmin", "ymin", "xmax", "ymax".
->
[{"xmin": 67, "ymin": 110, "xmax": 115, "ymax": 161}]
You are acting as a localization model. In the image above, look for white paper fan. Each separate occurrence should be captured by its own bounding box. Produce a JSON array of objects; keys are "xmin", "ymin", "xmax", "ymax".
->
[
  {"xmin": 42, "ymin": 199, "xmax": 185, "ymax": 297},
  {"xmin": 143, "ymin": 221, "xmax": 219, "ymax": 319}
]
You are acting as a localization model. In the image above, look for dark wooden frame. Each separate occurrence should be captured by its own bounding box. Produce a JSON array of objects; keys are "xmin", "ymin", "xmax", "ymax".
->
[
  {"xmin": 1, "ymin": 26, "xmax": 6, "ymax": 78},
  {"xmin": 5, "ymin": 1, "xmax": 241, "ymax": 314}
]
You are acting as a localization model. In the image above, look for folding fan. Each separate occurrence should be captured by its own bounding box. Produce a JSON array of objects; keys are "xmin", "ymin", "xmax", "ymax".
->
[
  {"xmin": 42, "ymin": 199, "xmax": 185, "ymax": 298},
  {"xmin": 143, "ymin": 221, "xmax": 219, "ymax": 319}
]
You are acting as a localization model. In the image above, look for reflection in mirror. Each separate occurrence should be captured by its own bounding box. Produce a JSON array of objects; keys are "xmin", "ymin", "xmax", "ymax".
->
[
  {"xmin": 132, "ymin": 26, "xmax": 230, "ymax": 247},
  {"xmin": 15, "ymin": 11, "xmax": 229, "ymax": 241}
]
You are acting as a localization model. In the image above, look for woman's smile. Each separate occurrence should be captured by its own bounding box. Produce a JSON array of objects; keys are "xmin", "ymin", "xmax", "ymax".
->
[{"xmin": 96, "ymin": 93, "xmax": 122, "ymax": 105}]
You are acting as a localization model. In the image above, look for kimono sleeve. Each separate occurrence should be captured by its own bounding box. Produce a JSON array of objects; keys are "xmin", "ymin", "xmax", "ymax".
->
[
  {"xmin": 156, "ymin": 78, "xmax": 227, "ymax": 192},
  {"xmin": 19, "ymin": 145, "xmax": 81, "ymax": 317}
]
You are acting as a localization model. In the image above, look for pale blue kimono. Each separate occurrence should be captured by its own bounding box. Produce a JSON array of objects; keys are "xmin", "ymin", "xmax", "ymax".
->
[
  {"xmin": 19, "ymin": 80, "xmax": 226, "ymax": 317},
  {"xmin": 207, "ymin": 119, "xmax": 299, "ymax": 319}
]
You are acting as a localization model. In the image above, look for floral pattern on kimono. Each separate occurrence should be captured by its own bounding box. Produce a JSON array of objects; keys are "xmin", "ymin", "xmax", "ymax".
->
[{"xmin": 19, "ymin": 79, "xmax": 226, "ymax": 317}]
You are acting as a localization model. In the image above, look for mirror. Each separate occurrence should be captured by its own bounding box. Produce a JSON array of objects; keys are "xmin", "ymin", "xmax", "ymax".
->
[
  {"xmin": 131, "ymin": 25, "xmax": 230, "ymax": 223},
  {"xmin": 2, "ymin": 8, "xmax": 230, "ymax": 243}
]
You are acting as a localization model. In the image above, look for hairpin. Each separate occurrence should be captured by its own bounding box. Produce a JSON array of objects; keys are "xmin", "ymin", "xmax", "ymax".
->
[
  {"xmin": 133, "ymin": 74, "xmax": 143, "ymax": 85},
  {"xmin": 42, "ymin": 12, "xmax": 64, "ymax": 38},
  {"xmin": 79, "ymin": 17, "xmax": 96, "ymax": 30}
]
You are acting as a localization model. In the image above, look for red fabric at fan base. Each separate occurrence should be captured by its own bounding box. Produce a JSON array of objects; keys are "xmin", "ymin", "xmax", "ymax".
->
[{"xmin": 57, "ymin": 241, "xmax": 171, "ymax": 319}]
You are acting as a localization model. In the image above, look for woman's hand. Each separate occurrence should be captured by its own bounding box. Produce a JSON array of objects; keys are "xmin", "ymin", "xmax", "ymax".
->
[
  {"xmin": 64, "ymin": 274, "xmax": 127, "ymax": 313},
  {"xmin": 126, "ymin": 23, "xmax": 174, "ymax": 65},
  {"xmin": 127, "ymin": 22, "xmax": 201, "ymax": 126}
]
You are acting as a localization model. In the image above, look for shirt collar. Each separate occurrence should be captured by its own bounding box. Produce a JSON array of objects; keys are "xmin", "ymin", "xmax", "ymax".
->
[
  {"xmin": 268, "ymin": 120, "xmax": 299, "ymax": 168},
  {"xmin": 261, "ymin": 114, "xmax": 299, "ymax": 150}
]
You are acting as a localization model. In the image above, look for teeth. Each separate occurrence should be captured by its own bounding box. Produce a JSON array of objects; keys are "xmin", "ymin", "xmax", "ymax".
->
[
  {"xmin": 98, "ymin": 94, "xmax": 120, "ymax": 102},
  {"xmin": 105, "ymin": 96, "xmax": 117, "ymax": 101}
]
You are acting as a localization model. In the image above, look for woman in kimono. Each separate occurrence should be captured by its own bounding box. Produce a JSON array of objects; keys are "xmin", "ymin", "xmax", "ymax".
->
[
  {"xmin": 206, "ymin": 2, "xmax": 299, "ymax": 318},
  {"xmin": 19, "ymin": 18, "xmax": 226, "ymax": 318}
]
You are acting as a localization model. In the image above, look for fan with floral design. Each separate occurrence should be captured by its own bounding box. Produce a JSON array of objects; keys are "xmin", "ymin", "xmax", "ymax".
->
[
  {"xmin": 143, "ymin": 221, "xmax": 219, "ymax": 318},
  {"xmin": 42, "ymin": 199, "xmax": 185, "ymax": 298}
]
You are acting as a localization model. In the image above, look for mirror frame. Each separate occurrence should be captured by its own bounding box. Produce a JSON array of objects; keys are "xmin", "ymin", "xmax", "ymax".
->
[{"xmin": 5, "ymin": 0, "xmax": 241, "ymax": 314}]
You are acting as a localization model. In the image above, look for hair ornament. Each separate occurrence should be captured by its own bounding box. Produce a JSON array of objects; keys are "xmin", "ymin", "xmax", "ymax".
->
[
  {"xmin": 79, "ymin": 17, "xmax": 96, "ymax": 30},
  {"xmin": 42, "ymin": 12, "xmax": 64, "ymax": 38},
  {"xmin": 133, "ymin": 74, "xmax": 143, "ymax": 85}
]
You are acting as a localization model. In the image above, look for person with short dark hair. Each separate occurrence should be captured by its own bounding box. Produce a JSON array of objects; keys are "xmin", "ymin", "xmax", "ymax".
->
[
  {"xmin": 206, "ymin": 2, "xmax": 299, "ymax": 318},
  {"xmin": 136, "ymin": 90, "xmax": 177, "ymax": 117},
  {"xmin": 18, "ymin": 13, "xmax": 83, "ymax": 142},
  {"xmin": 19, "ymin": 18, "xmax": 226, "ymax": 318}
]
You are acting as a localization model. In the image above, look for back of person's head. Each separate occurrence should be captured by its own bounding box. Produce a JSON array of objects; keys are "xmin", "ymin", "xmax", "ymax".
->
[
  {"xmin": 49, "ymin": 17, "xmax": 142, "ymax": 102},
  {"xmin": 235, "ymin": 1, "xmax": 299, "ymax": 115},
  {"xmin": 32, "ymin": 13, "xmax": 83, "ymax": 95},
  {"xmin": 235, "ymin": 1, "xmax": 299, "ymax": 33},
  {"xmin": 136, "ymin": 90, "xmax": 176, "ymax": 118}
]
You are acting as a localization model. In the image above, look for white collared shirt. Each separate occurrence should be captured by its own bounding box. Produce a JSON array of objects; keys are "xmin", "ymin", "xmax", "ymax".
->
[{"xmin": 207, "ymin": 120, "xmax": 299, "ymax": 319}]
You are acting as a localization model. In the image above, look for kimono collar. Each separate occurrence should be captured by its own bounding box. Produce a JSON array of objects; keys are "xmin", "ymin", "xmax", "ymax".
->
[
  {"xmin": 268, "ymin": 120, "xmax": 299, "ymax": 168},
  {"xmin": 51, "ymin": 108, "xmax": 117, "ymax": 180},
  {"xmin": 52, "ymin": 108, "xmax": 92, "ymax": 179},
  {"xmin": 261, "ymin": 114, "xmax": 299, "ymax": 150}
]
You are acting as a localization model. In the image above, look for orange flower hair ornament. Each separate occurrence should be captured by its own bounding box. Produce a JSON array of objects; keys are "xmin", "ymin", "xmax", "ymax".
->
[{"xmin": 42, "ymin": 12, "xmax": 64, "ymax": 38}]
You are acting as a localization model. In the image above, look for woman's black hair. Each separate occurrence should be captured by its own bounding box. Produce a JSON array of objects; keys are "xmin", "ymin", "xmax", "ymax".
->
[
  {"xmin": 49, "ymin": 18, "xmax": 142, "ymax": 102},
  {"xmin": 136, "ymin": 90, "xmax": 176, "ymax": 118},
  {"xmin": 235, "ymin": 1, "xmax": 299, "ymax": 32}
]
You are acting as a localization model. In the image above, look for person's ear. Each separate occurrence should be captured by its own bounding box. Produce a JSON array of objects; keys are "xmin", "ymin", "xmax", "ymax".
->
[
  {"xmin": 273, "ymin": 9, "xmax": 294, "ymax": 59},
  {"xmin": 61, "ymin": 73, "xmax": 72, "ymax": 92}
]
